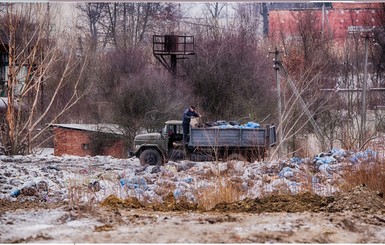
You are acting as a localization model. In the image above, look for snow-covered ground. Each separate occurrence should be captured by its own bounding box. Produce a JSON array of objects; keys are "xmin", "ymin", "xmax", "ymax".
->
[{"xmin": 0, "ymin": 147, "xmax": 379, "ymax": 205}]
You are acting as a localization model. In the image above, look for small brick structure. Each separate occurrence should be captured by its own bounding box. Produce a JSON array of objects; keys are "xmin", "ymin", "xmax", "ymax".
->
[{"xmin": 51, "ymin": 124, "xmax": 127, "ymax": 158}]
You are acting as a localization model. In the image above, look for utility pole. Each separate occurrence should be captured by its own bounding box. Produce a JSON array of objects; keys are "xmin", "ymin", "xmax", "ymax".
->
[
  {"xmin": 360, "ymin": 32, "xmax": 370, "ymax": 147},
  {"xmin": 269, "ymin": 47, "xmax": 327, "ymax": 154},
  {"xmin": 270, "ymin": 47, "xmax": 283, "ymax": 157},
  {"xmin": 346, "ymin": 26, "xmax": 375, "ymax": 148}
]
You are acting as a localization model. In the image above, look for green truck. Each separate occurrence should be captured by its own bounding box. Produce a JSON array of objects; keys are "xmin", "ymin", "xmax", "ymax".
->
[{"xmin": 134, "ymin": 120, "xmax": 277, "ymax": 165}]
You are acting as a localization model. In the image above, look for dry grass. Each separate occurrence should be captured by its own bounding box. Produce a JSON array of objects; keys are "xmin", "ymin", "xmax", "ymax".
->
[
  {"xmin": 195, "ymin": 176, "xmax": 244, "ymax": 211},
  {"xmin": 340, "ymin": 159, "xmax": 385, "ymax": 198},
  {"xmin": 66, "ymin": 178, "xmax": 100, "ymax": 211}
]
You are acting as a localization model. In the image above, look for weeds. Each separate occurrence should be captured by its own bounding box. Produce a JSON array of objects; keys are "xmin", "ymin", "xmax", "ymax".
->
[
  {"xmin": 340, "ymin": 159, "xmax": 385, "ymax": 199},
  {"xmin": 65, "ymin": 164, "xmax": 117, "ymax": 212},
  {"xmin": 66, "ymin": 177, "xmax": 100, "ymax": 211},
  {"xmin": 195, "ymin": 176, "xmax": 244, "ymax": 211}
]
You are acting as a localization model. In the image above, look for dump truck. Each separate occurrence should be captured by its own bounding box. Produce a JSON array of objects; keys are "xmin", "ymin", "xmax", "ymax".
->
[{"xmin": 133, "ymin": 120, "xmax": 276, "ymax": 165}]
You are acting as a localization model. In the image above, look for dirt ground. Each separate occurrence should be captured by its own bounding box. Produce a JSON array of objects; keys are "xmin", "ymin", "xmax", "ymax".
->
[{"xmin": 1, "ymin": 185, "xmax": 385, "ymax": 243}]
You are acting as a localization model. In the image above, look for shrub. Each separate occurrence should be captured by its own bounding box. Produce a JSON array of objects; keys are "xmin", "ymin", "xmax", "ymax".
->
[{"xmin": 340, "ymin": 160, "xmax": 385, "ymax": 199}]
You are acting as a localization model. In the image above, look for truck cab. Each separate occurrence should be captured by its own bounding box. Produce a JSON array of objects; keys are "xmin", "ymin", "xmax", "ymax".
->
[
  {"xmin": 134, "ymin": 120, "xmax": 185, "ymax": 165},
  {"xmin": 162, "ymin": 120, "xmax": 184, "ymax": 148}
]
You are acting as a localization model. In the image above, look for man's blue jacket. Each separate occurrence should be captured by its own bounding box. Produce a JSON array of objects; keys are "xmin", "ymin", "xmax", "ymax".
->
[{"xmin": 182, "ymin": 108, "xmax": 199, "ymax": 125}]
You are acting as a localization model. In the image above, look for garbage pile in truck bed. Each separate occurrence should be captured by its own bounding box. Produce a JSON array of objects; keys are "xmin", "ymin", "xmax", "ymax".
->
[
  {"xmin": 0, "ymin": 148, "xmax": 383, "ymax": 212},
  {"xmin": 199, "ymin": 120, "xmax": 261, "ymax": 129}
]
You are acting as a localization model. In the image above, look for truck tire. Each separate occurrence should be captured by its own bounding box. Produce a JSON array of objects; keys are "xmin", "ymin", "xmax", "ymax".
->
[
  {"xmin": 226, "ymin": 153, "xmax": 247, "ymax": 162},
  {"xmin": 140, "ymin": 149, "xmax": 162, "ymax": 166}
]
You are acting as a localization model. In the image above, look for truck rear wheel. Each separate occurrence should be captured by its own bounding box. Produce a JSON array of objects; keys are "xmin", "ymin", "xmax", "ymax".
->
[{"xmin": 140, "ymin": 149, "xmax": 162, "ymax": 166}]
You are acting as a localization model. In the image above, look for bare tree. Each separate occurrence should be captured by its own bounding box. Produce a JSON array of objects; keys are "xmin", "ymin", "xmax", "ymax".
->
[
  {"xmin": 76, "ymin": 2, "xmax": 179, "ymax": 51},
  {"xmin": 76, "ymin": 3, "xmax": 106, "ymax": 51},
  {"xmin": 186, "ymin": 33, "xmax": 275, "ymax": 122},
  {"xmin": 326, "ymin": 8, "xmax": 385, "ymax": 150},
  {"xmin": 370, "ymin": 4, "xmax": 385, "ymax": 108},
  {"xmin": 202, "ymin": 3, "xmax": 228, "ymax": 38},
  {"xmin": 0, "ymin": 3, "xmax": 89, "ymax": 155},
  {"xmin": 233, "ymin": 3, "xmax": 263, "ymax": 41},
  {"xmin": 271, "ymin": 8, "xmax": 341, "ymax": 156},
  {"xmin": 275, "ymin": 6, "xmax": 385, "ymax": 154}
]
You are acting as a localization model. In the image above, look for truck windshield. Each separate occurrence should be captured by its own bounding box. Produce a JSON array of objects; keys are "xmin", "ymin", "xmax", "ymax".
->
[{"xmin": 164, "ymin": 124, "xmax": 183, "ymax": 137}]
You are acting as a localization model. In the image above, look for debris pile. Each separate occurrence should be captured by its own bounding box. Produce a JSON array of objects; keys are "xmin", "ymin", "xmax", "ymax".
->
[
  {"xmin": 0, "ymin": 148, "xmax": 383, "ymax": 214},
  {"xmin": 326, "ymin": 184, "xmax": 385, "ymax": 214}
]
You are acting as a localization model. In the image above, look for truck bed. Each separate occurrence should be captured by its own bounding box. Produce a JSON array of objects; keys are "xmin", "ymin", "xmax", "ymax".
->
[{"xmin": 189, "ymin": 125, "xmax": 276, "ymax": 148}]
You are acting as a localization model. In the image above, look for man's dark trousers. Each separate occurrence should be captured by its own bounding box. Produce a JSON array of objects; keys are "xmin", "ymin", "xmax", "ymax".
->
[{"xmin": 183, "ymin": 122, "xmax": 189, "ymax": 146}]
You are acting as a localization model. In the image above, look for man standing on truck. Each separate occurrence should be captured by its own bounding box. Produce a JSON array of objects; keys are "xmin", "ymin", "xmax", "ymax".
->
[{"xmin": 182, "ymin": 106, "xmax": 201, "ymax": 147}]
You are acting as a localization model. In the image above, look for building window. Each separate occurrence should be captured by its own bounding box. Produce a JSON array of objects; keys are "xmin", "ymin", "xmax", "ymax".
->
[{"xmin": 82, "ymin": 144, "xmax": 89, "ymax": 150}]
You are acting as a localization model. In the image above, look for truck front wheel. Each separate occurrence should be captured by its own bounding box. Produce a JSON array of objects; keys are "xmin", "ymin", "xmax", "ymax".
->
[{"xmin": 140, "ymin": 149, "xmax": 162, "ymax": 166}]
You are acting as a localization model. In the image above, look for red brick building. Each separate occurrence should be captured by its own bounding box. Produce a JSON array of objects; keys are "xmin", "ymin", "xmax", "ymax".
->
[
  {"xmin": 51, "ymin": 124, "xmax": 127, "ymax": 158},
  {"xmin": 269, "ymin": 3, "xmax": 384, "ymax": 46}
]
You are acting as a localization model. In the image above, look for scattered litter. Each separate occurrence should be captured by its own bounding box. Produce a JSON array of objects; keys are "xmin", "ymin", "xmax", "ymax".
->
[
  {"xmin": 314, "ymin": 155, "xmax": 336, "ymax": 166},
  {"xmin": 120, "ymin": 177, "xmax": 148, "ymax": 190},
  {"xmin": 10, "ymin": 189, "xmax": 21, "ymax": 198},
  {"xmin": 350, "ymin": 148, "xmax": 377, "ymax": 163},
  {"xmin": 290, "ymin": 157, "xmax": 303, "ymax": 165},
  {"xmin": 0, "ymin": 148, "xmax": 381, "ymax": 208},
  {"xmin": 278, "ymin": 167, "xmax": 294, "ymax": 178}
]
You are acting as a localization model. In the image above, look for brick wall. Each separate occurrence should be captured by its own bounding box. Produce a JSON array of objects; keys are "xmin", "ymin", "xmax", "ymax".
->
[
  {"xmin": 53, "ymin": 127, "xmax": 127, "ymax": 158},
  {"xmin": 269, "ymin": 6, "xmax": 384, "ymax": 45}
]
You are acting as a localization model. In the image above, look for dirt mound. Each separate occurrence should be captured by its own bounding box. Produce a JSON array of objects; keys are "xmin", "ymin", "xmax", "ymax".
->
[
  {"xmin": 99, "ymin": 186, "xmax": 385, "ymax": 214},
  {"xmin": 326, "ymin": 185, "xmax": 385, "ymax": 213},
  {"xmin": 9, "ymin": 185, "xmax": 382, "ymax": 215},
  {"xmin": 147, "ymin": 192, "xmax": 199, "ymax": 212},
  {"xmin": 212, "ymin": 192, "xmax": 333, "ymax": 213},
  {"xmin": 212, "ymin": 186, "xmax": 385, "ymax": 214},
  {"xmin": 100, "ymin": 193, "xmax": 198, "ymax": 212},
  {"xmin": 100, "ymin": 195, "xmax": 143, "ymax": 209}
]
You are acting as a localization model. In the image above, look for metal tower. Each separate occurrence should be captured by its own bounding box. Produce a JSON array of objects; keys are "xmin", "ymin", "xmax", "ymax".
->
[{"xmin": 153, "ymin": 34, "xmax": 195, "ymax": 76}]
